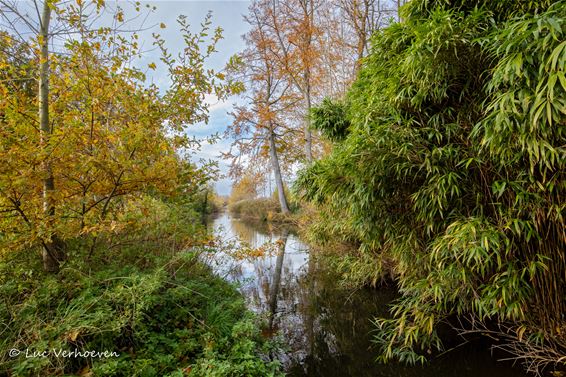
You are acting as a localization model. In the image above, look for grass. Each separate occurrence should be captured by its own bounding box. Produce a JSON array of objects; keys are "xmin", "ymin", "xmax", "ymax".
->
[
  {"xmin": 0, "ymin": 224, "xmax": 282, "ymax": 377},
  {"xmin": 228, "ymin": 198, "xmax": 297, "ymax": 224}
]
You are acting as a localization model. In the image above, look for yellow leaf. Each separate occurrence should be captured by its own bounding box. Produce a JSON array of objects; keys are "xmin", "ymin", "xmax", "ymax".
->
[
  {"xmin": 148, "ymin": 62, "xmax": 156, "ymax": 70},
  {"xmin": 68, "ymin": 329, "xmax": 80, "ymax": 342},
  {"xmin": 78, "ymin": 366, "xmax": 93, "ymax": 377},
  {"xmin": 516, "ymin": 325, "xmax": 526, "ymax": 341}
]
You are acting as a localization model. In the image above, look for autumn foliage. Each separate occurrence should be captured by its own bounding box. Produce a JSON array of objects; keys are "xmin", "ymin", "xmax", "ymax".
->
[
  {"xmin": 0, "ymin": 4, "xmax": 228, "ymax": 268},
  {"xmin": 0, "ymin": 2, "xmax": 280, "ymax": 376}
]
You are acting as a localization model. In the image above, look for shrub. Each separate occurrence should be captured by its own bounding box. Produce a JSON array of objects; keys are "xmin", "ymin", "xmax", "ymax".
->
[
  {"xmin": 0, "ymin": 251, "xmax": 281, "ymax": 376},
  {"xmin": 228, "ymin": 198, "xmax": 281, "ymax": 222},
  {"xmin": 295, "ymin": 0, "xmax": 566, "ymax": 372}
]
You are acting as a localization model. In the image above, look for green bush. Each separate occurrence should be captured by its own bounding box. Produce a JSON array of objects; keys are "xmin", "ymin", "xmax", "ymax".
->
[
  {"xmin": 296, "ymin": 0, "xmax": 566, "ymax": 372},
  {"xmin": 0, "ymin": 244, "xmax": 281, "ymax": 377}
]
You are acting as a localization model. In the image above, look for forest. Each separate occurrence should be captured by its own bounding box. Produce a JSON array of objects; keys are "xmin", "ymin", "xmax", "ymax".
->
[{"xmin": 0, "ymin": 0, "xmax": 564, "ymax": 376}]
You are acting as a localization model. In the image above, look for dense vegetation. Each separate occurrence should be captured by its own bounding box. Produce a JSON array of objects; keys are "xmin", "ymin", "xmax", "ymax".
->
[
  {"xmin": 0, "ymin": 2, "xmax": 279, "ymax": 375},
  {"xmin": 227, "ymin": 174, "xmax": 297, "ymax": 222},
  {"xmin": 297, "ymin": 0, "xmax": 565, "ymax": 373},
  {"xmin": 229, "ymin": 198, "xmax": 281, "ymax": 221},
  {"xmin": 2, "ymin": 0, "xmax": 564, "ymax": 374},
  {"xmin": 0, "ymin": 237, "xmax": 281, "ymax": 376}
]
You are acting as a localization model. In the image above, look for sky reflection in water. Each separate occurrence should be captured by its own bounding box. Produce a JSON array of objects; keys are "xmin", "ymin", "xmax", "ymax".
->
[{"xmin": 208, "ymin": 212, "xmax": 528, "ymax": 377}]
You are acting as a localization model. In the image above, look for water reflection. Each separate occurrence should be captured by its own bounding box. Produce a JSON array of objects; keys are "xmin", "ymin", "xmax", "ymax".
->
[{"xmin": 209, "ymin": 212, "xmax": 528, "ymax": 377}]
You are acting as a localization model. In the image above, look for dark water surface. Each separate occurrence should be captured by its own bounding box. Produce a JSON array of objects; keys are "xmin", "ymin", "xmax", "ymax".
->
[{"xmin": 207, "ymin": 212, "xmax": 528, "ymax": 377}]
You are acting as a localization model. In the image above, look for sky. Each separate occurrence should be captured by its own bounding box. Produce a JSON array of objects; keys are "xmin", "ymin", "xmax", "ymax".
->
[{"xmin": 127, "ymin": 1, "xmax": 251, "ymax": 196}]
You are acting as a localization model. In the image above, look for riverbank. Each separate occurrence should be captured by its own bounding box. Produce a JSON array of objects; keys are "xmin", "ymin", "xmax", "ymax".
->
[
  {"xmin": 228, "ymin": 198, "xmax": 298, "ymax": 224},
  {"xmin": 0, "ymin": 196, "xmax": 282, "ymax": 376},
  {"xmin": 0, "ymin": 246, "xmax": 282, "ymax": 376}
]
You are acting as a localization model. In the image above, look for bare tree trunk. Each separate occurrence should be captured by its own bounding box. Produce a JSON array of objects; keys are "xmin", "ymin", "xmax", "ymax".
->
[
  {"xmin": 39, "ymin": 1, "xmax": 63, "ymax": 272},
  {"xmin": 268, "ymin": 123, "xmax": 290, "ymax": 214},
  {"xmin": 201, "ymin": 188, "xmax": 209, "ymax": 226}
]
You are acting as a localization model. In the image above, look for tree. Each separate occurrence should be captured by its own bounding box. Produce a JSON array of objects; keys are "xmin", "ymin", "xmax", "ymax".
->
[
  {"xmin": 229, "ymin": 172, "xmax": 260, "ymax": 204},
  {"xmin": 267, "ymin": 0, "xmax": 324, "ymax": 163},
  {"xmin": 225, "ymin": 1, "xmax": 296, "ymax": 214},
  {"xmin": 224, "ymin": 0, "xmax": 404, "ymax": 208},
  {"xmin": 335, "ymin": 0, "xmax": 398, "ymax": 72},
  {"xmin": 37, "ymin": 0, "xmax": 63, "ymax": 271},
  {"xmin": 0, "ymin": 1, "xmax": 230, "ymax": 271},
  {"xmin": 0, "ymin": 0, "xmax": 67, "ymax": 270}
]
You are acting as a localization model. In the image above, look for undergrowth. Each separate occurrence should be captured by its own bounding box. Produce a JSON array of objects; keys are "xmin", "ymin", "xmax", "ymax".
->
[
  {"xmin": 0, "ymin": 234, "xmax": 281, "ymax": 377},
  {"xmin": 228, "ymin": 198, "xmax": 296, "ymax": 224}
]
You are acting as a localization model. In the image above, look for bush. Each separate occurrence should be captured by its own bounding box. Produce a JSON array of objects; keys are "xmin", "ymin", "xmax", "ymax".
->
[
  {"xmin": 0, "ymin": 195, "xmax": 282, "ymax": 376},
  {"xmin": 296, "ymin": 0, "xmax": 566, "ymax": 372},
  {"xmin": 0, "ymin": 251, "xmax": 281, "ymax": 377},
  {"xmin": 228, "ymin": 198, "xmax": 281, "ymax": 222}
]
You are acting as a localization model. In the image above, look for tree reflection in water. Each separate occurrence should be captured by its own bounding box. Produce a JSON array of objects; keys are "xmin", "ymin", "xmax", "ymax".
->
[{"xmin": 209, "ymin": 212, "xmax": 528, "ymax": 377}]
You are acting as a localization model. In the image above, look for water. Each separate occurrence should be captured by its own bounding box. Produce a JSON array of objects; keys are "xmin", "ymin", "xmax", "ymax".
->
[{"xmin": 207, "ymin": 212, "xmax": 528, "ymax": 377}]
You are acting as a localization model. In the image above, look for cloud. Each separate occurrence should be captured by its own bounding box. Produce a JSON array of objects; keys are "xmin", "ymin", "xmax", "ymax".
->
[
  {"xmin": 204, "ymin": 93, "xmax": 233, "ymax": 112},
  {"xmin": 192, "ymin": 137, "xmax": 233, "ymax": 196},
  {"xmin": 121, "ymin": 1, "xmax": 250, "ymax": 195}
]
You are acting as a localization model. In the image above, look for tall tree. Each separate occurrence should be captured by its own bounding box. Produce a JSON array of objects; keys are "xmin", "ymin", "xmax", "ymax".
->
[
  {"xmin": 38, "ymin": 0, "xmax": 63, "ymax": 271},
  {"xmin": 225, "ymin": 1, "xmax": 295, "ymax": 213},
  {"xmin": 0, "ymin": 2, "xmax": 229, "ymax": 270},
  {"xmin": 268, "ymin": 0, "xmax": 323, "ymax": 163},
  {"xmin": 225, "ymin": 0, "xmax": 402, "ymax": 195},
  {"xmin": 0, "ymin": 0, "xmax": 65, "ymax": 270},
  {"xmin": 335, "ymin": 0, "xmax": 398, "ymax": 72}
]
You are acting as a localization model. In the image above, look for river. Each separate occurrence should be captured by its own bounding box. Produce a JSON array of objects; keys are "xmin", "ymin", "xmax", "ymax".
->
[{"xmin": 207, "ymin": 211, "xmax": 528, "ymax": 377}]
